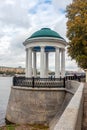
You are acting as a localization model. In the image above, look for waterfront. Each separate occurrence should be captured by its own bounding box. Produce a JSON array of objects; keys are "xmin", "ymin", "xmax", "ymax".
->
[{"xmin": 0, "ymin": 77, "xmax": 12, "ymax": 127}]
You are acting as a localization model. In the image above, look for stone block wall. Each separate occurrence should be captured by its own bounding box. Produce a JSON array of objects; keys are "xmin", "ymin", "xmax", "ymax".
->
[{"xmin": 6, "ymin": 87, "xmax": 66, "ymax": 125}]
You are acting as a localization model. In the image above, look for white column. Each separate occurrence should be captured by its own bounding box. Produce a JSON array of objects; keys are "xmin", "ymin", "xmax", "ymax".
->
[
  {"xmin": 44, "ymin": 52, "xmax": 48, "ymax": 78},
  {"xmin": 61, "ymin": 49, "xmax": 65, "ymax": 77},
  {"xmin": 55, "ymin": 47, "xmax": 60, "ymax": 78},
  {"xmin": 25, "ymin": 48, "xmax": 28, "ymax": 77},
  {"xmin": 33, "ymin": 51, "xmax": 37, "ymax": 77},
  {"xmin": 40, "ymin": 46, "xmax": 45, "ymax": 78},
  {"xmin": 27, "ymin": 47, "xmax": 32, "ymax": 77}
]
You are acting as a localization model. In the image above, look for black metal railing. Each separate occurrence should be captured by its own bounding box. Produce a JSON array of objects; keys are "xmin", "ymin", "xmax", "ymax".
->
[
  {"xmin": 13, "ymin": 76, "xmax": 65, "ymax": 88},
  {"xmin": 13, "ymin": 75, "xmax": 85, "ymax": 88},
  {"xmin": 65, "ymin": 75, "xmax": 85, "ymax": 82}
]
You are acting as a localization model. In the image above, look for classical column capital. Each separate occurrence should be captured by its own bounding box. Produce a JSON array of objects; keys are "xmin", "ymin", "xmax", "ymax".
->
[
  {"xmin": 60, "ymin": 48, "xmax": 65, "ymax": 52},
  {"xmin": 55, "ymin": 47, "xmax": 59, "ymax": 49},
  {"xmin": 28, "ymin": 47, "xmax": 33, "ymax": 50},
  {"xmin": 40, "ymin": 46, "xmax": 45, "ymax": 51},
  {"xmin": 32, "ymin": 50, "xmax": 36, "ymax": 54},
  {"xmin": 40, "ymin": 46, "xmax": 45, "ymax": 48}
]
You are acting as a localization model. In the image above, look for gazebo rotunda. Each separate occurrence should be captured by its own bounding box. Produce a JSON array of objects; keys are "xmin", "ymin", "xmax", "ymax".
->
[{"xmin": 23, "ymin": 28, "xmax": 67, "ymax": 78}]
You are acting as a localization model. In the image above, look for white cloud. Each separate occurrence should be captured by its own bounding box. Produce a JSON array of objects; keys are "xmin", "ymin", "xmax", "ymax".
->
[
  {"xmin": 52, "ymin": 0, "xmax": 72, "ymax": 10},
  {"xmin": 0, "ymin": 0, "xmax": 30, "ymax": 28},
  {"xmin": 0, "ymin": 36, "xmax": 11, "ymax": 55},
  {"xmin": 0, "ymin": 0, "xmax": 79, "ymax": 71}
]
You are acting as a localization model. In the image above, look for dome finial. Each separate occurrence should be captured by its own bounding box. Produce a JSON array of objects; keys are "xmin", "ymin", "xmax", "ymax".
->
[{"xmin": 41, "ymin": 28, "xmax": 51, "ymax": 30}]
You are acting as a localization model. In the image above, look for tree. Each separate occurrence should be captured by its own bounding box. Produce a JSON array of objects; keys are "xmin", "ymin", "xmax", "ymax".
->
[{"xmin": 66, "ymin": 0, "xmax": 87, "ymax": 69}]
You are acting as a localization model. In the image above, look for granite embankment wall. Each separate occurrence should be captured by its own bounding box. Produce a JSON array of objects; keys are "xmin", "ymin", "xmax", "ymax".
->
[
  {"xmin": 51, "ymin": 82, "xmax": 84, "ymax": 130},
  {"xmin": 6, "ymin": 87, "xmax": 69, "ymax": 125},
  {"xmin": 6, "ymin": 80, "xmax": 83, "ymax": 130}
]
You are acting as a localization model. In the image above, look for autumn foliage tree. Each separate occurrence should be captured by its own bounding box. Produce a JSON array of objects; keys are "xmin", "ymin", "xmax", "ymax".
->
[{"xmin": 66, "ymin": 0, "xmax": 87, "ymax": 69}]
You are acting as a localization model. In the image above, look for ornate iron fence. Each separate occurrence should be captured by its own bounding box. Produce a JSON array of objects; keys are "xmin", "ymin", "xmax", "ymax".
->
[
  {"xmin": 13, "ymin": 76, "xmax": 65, "ymax": 88},
  {"xmin": 13, "ymin": 75, "xmax": 85, "ymax": 88}
]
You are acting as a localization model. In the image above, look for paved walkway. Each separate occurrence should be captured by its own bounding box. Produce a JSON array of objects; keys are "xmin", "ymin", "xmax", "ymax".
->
[{"xmin": 82, "ymin": 83, "xmax": 87, "ymax": 130}]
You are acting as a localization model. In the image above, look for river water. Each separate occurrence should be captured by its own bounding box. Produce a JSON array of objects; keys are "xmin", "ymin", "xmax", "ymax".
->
[{"xmin": 0, "ymin": 77, "xmax": 12, "ymax": 127}]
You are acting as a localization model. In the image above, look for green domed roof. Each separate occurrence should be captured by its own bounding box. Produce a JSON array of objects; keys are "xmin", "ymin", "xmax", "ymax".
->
[{"xmin": 28, "ymin": 28, "xmax": 63, "ymax": 39}]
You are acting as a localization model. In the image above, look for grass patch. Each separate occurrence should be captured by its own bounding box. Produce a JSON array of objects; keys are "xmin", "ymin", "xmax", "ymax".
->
[
  {"xmin": 0, "ymin": 124, "xmax": 49, "ymax": 130},
  {"xmin": 7, "ymin": 125, "xmax": 15, "ymax": 130},
  {"xmin": 28, "ymin": 124, "xmax": 49, "ymax": 129}
]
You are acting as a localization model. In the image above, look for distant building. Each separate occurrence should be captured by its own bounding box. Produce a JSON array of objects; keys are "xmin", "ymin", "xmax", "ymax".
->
[{"xmin": 0, "ymin": 66, "xmax": 25, "ymax": 74}]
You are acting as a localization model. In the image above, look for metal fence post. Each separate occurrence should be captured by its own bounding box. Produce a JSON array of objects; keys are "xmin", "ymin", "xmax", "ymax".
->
[
  {"xmin": 32, "ymin": 77, "xmax": 34, "ymax": 88},
  {"xmin": 63, "ymin": 77, "xmax": 65, "ymax": 88},
  {"xmin": 60, "ymin": 76, "xmax": 61, "ymax": 81},
  {"xmin": 13, "ymin": 76, "xmax": 14, "ymax": 86},
  {"xmin": 13, "ymin": 76, "xmax": 16, "ymax": 86},
  {"xmin": 78, "ymin": 76, "xmax": 81, "ymax": 82},
  {"xmin": 51, "ymin": 76, "xmax": 52, "ymax": 80}
]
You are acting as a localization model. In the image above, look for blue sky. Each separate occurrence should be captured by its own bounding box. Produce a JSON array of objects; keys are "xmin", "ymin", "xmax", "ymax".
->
[{"xmin": 0, "ymin": 0, "xmax": 80, "ymax": 71}]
